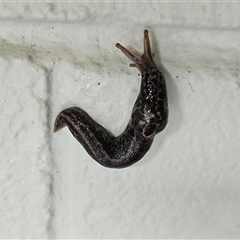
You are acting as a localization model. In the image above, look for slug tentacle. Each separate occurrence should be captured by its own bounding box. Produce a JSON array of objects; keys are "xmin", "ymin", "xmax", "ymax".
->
[
  {"xmin": 115, "ymin": 30, "xmax": 157, "ymax": 72},
  {"xmin": 54, "ymin": 30, "xmax": 168, "ymax": 169}
]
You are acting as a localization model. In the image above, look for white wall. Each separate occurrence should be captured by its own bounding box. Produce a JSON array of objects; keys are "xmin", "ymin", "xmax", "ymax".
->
[{"xmin": 1, "ymin": 2, "xmax": 240, "ymax": 238}]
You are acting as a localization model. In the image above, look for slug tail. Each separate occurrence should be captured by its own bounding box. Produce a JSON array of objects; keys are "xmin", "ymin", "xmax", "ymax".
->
[
  {"xmin": 53, "ymin": 113, "xmax": 67, "ymax": 133},
  {"xmin": 53, "ymin": 107, "xmax": 153, "ymax": 168}
]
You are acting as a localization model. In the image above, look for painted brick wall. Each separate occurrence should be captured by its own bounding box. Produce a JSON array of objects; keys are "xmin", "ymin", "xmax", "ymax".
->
[{"xmin": 0, "ymin": 2, "xmax": 240, "ymax": 238}]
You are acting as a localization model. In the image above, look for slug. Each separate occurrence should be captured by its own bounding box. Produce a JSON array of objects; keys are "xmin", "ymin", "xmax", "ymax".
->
[{"xmin": 54, "ymin": 30, "xmax": 168, "ymax": 168}]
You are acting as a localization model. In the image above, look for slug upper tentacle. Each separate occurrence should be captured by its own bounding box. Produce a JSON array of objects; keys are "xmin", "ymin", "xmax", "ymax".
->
[
  {"xmin": 54, "ymin": 30, "xmax": 168, "ymax": 169},
  {"xmin": 115, "ymin": 30, "xmax": 157, "ymax": 72}
]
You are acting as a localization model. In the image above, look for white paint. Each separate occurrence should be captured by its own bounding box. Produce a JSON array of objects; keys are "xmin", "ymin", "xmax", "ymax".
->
[{"xmin": 0, "ymin": 2, "xmax": 240, "ymax": 238}]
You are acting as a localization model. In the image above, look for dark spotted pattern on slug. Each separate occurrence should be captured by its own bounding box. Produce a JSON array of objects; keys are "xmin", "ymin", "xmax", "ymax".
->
[{"xmin": 54, "ymin": 30, "xmax": 168, "ymax": 168}]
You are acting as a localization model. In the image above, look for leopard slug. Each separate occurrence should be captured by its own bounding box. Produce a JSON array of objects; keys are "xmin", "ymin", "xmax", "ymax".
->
[{"xmin": 54, "ymin": 30, "xmax": 168, "ymax": 168}]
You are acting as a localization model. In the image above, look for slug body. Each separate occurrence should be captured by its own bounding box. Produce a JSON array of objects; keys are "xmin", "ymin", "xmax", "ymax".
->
[{"xmin": 54, "ymin": 30, "xmax": 168, "ymax": 168}]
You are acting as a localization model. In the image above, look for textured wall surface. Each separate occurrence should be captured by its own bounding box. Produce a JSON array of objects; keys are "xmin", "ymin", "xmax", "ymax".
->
[{"xmin": 1, "ymin": 2, "xmax": 240, "ymax": 238}]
